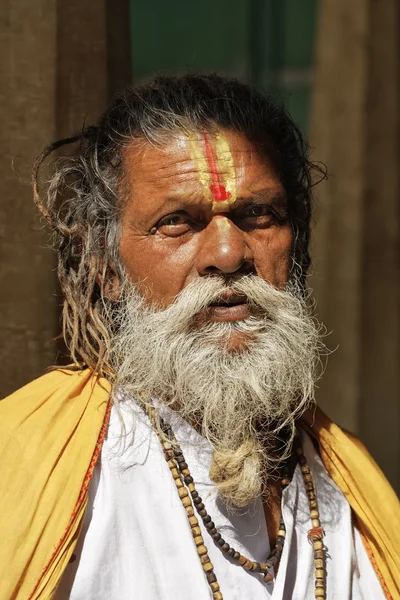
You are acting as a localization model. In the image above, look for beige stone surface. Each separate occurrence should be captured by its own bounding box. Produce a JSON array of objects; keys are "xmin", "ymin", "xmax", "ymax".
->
[
  {"xmin": 0, "ymin": 0, "xmax": 131, "ymax": 397},
  {"xmin": 310, "ymin": 0, "xmax": 400, "ymax": 491},
  {"xmin": 0, "ymin": 0, "xmax": 58, "ymax": 396}
]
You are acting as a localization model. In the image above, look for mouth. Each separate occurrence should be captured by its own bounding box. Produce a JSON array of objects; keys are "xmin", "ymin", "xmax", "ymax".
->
[
  {"xmin": 206, "ymin": 292, "xmax": 251, "ymax": 322},
  {"xmin": 208, "ymin": 292, "xmax": 248, "ymax": 307}
]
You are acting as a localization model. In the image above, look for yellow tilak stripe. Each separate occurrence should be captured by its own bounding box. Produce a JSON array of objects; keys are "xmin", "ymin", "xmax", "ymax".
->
[
  {"xmin": 214, "ymin": 133, "xmax": 237, "ymax": 205},
  {"xmin": 187, "ymin": 134, "xmax": 213, "ymax": 202},
  {"xmin": 215, "ymin": 217, "xmax": 232, "ymax": 232}
]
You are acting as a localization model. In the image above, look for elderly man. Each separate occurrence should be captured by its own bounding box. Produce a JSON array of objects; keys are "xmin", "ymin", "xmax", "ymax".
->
[{"xmin": 0, "ymin": 74, "xmax": 398, "ymax": 600}]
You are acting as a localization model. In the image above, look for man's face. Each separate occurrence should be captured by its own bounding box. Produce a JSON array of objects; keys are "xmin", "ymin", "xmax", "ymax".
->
[
  {"xmin": 119, "ymin": 128, "xmax": 292, "ymax": 331},
  {"xmin": 113, "ymin": 129, "xmax": 320, "ymax": 506}
]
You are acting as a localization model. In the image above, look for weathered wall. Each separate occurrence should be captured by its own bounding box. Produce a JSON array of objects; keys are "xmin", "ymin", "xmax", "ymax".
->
[
  {"xmin": 310, "ymin": 0, "xmax": 400, "ymax": 491},
  {"xmin": 0, "ymin": 0, "xmax": 131, "ymax": 397},
  {"xmin": 0, "ymin": 0, "xmax": 58, "ymax": 396}
]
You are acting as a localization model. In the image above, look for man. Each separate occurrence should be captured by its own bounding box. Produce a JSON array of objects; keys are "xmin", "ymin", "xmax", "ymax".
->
[{"xmin": 0, "ymin": 74, "xmax": 398, "ymax": 600}]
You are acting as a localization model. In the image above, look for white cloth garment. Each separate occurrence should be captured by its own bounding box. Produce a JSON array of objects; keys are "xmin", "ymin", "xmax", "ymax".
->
[{"xmin": 56, "ymin": 399, "xmax": 385, "ymax": 600}]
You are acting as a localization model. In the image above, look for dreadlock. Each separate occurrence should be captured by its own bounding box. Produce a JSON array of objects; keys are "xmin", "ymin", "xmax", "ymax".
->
[{"xmin": 33, "ymin": 73, "xmax": 326, "ymax": 377}]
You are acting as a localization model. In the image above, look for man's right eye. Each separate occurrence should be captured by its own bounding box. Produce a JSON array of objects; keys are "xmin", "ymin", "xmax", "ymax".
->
[
  {"xmin": 158, "ymin": 214, "xmax": 187, "ymax": 227},
  {"xmin": 152, "ymin": 213, "xmax": 194, "ymax": 237}
]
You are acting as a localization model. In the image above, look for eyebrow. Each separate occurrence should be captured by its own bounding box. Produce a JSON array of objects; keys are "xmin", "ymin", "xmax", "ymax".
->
[
  {"xmin": 245, "ymin": 189, "xmax": 287, "ymax": 202},
  {"xmin": 231, "ymin": 191, "xmax": 288, "ymax": 211}
]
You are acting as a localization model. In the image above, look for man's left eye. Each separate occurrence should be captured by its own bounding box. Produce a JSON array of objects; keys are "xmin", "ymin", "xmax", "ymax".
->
[{"xmin": 243, "ymin": 205, "xmax": 270, "ymax": 218}]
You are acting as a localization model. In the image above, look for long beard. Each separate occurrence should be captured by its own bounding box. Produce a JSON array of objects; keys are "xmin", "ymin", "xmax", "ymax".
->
[{"xmin": 110, "ymin": 275, "xmax": 325, "ymax": 507}]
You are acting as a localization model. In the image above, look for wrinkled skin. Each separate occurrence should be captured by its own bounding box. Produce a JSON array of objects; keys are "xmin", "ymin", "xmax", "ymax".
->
[{"xmin": 120, "ymin": 129, "xmax": 293, "ymax": 336}]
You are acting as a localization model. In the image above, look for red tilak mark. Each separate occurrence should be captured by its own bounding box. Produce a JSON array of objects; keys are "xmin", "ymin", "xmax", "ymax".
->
[{"xmin": 203, "ymin": 134, "xmax": 231, "ymax": 202}]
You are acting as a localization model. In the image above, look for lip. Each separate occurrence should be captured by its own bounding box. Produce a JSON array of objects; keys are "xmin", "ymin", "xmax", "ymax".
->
[
  {"xmin": 208, "ymin": 291, "xmax": 249, "ymax": 307},
  {"xmin": 206, "ymin": 303, "xmax": 251, "ymax": 322}
]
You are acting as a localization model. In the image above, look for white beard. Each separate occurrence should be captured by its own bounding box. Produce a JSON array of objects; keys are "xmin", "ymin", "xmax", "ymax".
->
[{"xmin": 110, "ymin": 274, "xmax": 325, "ymax": 507}]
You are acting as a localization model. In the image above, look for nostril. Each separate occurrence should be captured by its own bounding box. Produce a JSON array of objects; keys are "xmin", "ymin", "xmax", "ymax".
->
[{"xmin": 198, "ymin": 255, "xmax": 254, "ymax": 276}]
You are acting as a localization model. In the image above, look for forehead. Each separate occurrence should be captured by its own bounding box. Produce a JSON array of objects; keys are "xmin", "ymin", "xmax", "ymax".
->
[{"xmin": 122, "ymin": 128, "xmax": 283, "ymax": 211}]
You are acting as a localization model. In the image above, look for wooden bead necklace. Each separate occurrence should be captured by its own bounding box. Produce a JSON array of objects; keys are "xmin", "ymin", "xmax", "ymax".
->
[{"xmin": 146, "ymin": 407, "xmax": 326, "ymax": 600}]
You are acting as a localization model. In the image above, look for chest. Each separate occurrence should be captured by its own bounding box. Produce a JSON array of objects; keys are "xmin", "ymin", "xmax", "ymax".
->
[{"xmin": 55, "ymin": 406, "xmax": 383, "ymax": 600}]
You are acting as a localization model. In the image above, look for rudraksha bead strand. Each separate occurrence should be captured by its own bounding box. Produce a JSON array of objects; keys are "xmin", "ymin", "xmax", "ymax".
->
[
  {"xmin": 147, "ymin": 407, "xmax": 325, "ymax": 599},
  {"xmin": 296, "ymin": 443, "xmax": 326, "ymax": 600},
  {"xmin": 161, "ymin": 419, "xmax": 291, "ymax": 585},
  {"xmin": 147, "ymin": 409, "xmax": 223, "ymax": 600}
]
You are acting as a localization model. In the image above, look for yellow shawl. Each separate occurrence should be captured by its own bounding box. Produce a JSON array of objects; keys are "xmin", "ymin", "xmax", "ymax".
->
[{"xmin": 0, "ymin": 368, "xmax": 398, "ymax": 599}]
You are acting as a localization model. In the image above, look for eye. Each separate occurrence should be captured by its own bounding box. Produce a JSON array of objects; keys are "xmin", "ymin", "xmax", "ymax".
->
[
  {"xmin": 234, "ymin": 203, "xmax": 289, "ymax": 231},
  {"xmin": 241, "ymin": 203, "xmax": 288, "ymax": 224},
  {"xmin": 159, "ymin": 214, "xmax": 187, "ymax": 226},
  {"xmin": 152, "ymin": 212, "xmax": 193, "ymax": 237},
  {"xmin": 243, "ymin": 205, "xmax": 270, "ymax": 218}
]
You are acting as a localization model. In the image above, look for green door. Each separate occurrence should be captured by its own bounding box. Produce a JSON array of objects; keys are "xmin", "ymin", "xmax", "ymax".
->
[{"xmin": 130, "ymin": 0, "xmax": 317, "ymax": 132}]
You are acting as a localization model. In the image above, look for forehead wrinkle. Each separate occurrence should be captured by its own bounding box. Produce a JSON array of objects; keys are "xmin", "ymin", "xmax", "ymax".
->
[
  {"xmin": 130, "ymin": 160, "xmax": 212, "ymax": 189},
  {"xmin": 126, "ymin": 138, "xmax": 253, "ymax": 179},
  {"xmin": 185, "ymin": 132, "xmax": 213, "ymax": 203},
  {"xmin": 144, "ymin": 166, "xmax": 209, "ymax": 182},
  {"xmin": 123, "ymin": 131, "xmax": 283, "ymax": 210}
]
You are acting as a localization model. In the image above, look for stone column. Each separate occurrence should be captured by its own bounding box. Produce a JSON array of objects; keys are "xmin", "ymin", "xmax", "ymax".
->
[
  {"xmin": 0, "ymin": 0, "xmax": 58, "ymax": 396},
  {"xmin": 0, "ymin": 0, "xmax": 131, "ymax": 396},
  {"xmin": 310, "ymin": 0, "xmax": 400, "ymax": 491}
]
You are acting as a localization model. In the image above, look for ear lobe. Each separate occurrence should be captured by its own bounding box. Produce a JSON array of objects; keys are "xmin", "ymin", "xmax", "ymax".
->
[{"xmin": 96, "ymin": 263, "xmax": 122, "ymax": 301}]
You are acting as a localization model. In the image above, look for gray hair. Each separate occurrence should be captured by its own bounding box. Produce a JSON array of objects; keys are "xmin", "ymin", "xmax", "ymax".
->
[{"xmin": 32, "ymin": 73, "xmax": 326, "ymax": 375}]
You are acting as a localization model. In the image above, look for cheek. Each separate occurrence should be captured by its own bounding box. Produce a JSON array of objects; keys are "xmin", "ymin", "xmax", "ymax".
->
[
  {"xmin": 254, "ymin": 226, "xmax": 293, "ymax": 287},
  {"xmin": 119, "ymin": 235, "xmax": 196, "ymax": 306}
]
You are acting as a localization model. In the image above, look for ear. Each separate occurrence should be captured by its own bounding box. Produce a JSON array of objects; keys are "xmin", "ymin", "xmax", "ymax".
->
[{"xmin": 96, "ymin": 262, "xmax": 122, "ymax": 301}]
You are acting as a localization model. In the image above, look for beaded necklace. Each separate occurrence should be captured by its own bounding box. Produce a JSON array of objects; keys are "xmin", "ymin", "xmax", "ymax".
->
[{"xmin": 146, "ymin": 407, "xmax": 326, "ymax": 600}]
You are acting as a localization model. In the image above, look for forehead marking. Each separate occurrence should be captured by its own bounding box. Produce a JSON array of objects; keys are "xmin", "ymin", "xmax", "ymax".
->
[
  {"xmin": 203, "ymin": 133, "xmax": 237, "ymax": 212},
  {"xmin": 213, "ymin": 133, "xmax": 237, "ymax": 205},
  {"xmin": 203, "ymin": 134, "xmax": 231, "ymax": 203},
  {"xmin": 216, "ymin": 217, "xmax": 232, "ymax": 232},
  {"xmin": 187, "ymin": 135, "xmax": 212, "ymax": 202},
  {"xmin": 187, "ymin": 132, "xmax": 237, "ymax": 211}
]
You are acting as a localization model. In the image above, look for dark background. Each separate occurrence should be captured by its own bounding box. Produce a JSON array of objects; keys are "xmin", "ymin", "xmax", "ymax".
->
[{"xmin": 0, "ymin": 0, "xmax": 398, "ymax": 492}]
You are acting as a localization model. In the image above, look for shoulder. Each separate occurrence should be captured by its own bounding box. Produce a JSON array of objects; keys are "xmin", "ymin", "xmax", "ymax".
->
[
  {"xmin": 0, "ymin": 366, "xmax": 111, "ymax": 434},
  {"xmin": 300, "ymin": 405, "xmax": 391, "ymax": 487},
  {"xmin": 1, "ymin": 366, "xmax": 98, "ymax": 400},
  {"xmin": 300, "ymin": 405, "xmax": 400, "ymax": 537},
  {"xmin": 301, "ymin": 406, "xmax": 400, "ymax": 598},
  {"xmin": 0, "ymin": 368, "xmax": 112, "ymax": 598}
]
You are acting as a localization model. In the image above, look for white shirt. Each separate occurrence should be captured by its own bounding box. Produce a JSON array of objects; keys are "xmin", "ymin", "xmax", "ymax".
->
[{"xmin": 56, "ymin": 400, "xmax": 385, "ymax": 599}]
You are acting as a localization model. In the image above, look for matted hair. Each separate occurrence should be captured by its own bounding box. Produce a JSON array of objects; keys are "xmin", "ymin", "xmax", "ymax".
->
[{"xmin": 33, "ymin": 73, "xmax": 326, "ymax": 376}]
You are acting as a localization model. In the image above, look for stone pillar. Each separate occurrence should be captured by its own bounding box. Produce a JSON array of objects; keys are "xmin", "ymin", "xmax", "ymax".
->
[
  {"xmin": 0, "ymin": 0, "xmax": 131, "ymax": 397},
  {"xmin": 310, "ymin": 0, "xmax": 400, "ymax": 491},
  {"xmin": 0, "ymin": 0, "xmax": 58, "ymax": 396},
  {"xmin": 56, "ymin": 1, "xmax": 108, "ymax": 137}
]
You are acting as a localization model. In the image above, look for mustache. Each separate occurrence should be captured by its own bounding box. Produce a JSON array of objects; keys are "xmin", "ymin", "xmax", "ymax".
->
[{"xmin": 124, "ymin": 275, "xmax": 304, "ymax": 329}]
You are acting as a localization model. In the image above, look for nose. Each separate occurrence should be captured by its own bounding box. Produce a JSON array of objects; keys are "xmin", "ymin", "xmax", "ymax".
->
[{"xmin": 195, "ymin": 217, "xmax": 254, "ymax": 276}]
